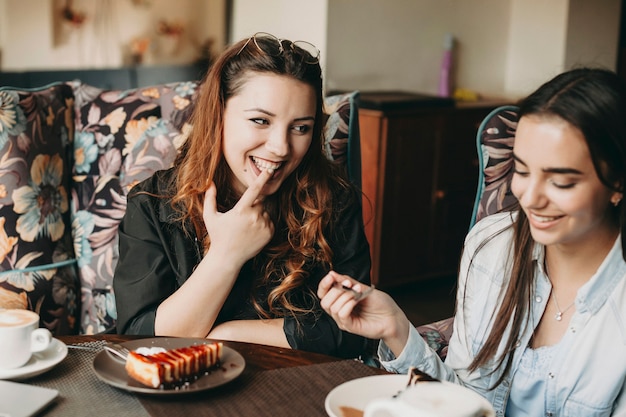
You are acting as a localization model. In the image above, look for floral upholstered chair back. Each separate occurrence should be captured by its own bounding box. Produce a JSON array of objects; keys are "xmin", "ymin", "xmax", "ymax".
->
[
  {"xmin": 0, "ymin": 81, "xmax": 361, "ymax": 335},
  {"xmin": 470, "ymin": 105, "xmax": 519, "ymax": 228},
  {"xmin": 71, "ymin": 81, "xmax": 199, "ymax": 334},
  {"xmin": 0, "ymin": 85, "xmax": 79, "ymax": 335}
]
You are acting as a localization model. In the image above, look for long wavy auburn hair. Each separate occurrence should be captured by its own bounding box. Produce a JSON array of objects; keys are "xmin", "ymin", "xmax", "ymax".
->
[
  {"xmin": 467, "ymin": 68, "xmax": 626, "ymax": 386},
  {"xmin": 168, "ymin": 35, "xmax": 352, "ymax": 322}
]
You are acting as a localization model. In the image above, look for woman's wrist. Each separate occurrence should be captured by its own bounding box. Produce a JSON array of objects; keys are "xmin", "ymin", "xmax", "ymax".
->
[
  {"xmin": 202, "ymin": 246, "xmax": 246, "ymax": 274},
  {"xmin": 382, "ymin": 310, "xmax": 411, "ymax": 358}
]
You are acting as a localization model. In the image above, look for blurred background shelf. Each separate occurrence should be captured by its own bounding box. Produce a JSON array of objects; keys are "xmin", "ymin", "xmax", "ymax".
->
[{"xmin": 0, "ymin": 64, "xmax": 207, "ymax": 90}]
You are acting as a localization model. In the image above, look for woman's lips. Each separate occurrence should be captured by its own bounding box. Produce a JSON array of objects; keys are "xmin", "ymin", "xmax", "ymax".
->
[
  {"xmin": 250, "ymin": 156, "xmax": 283, "ymax": 179},
  {"xmin": 251, "ymin": 156, "xmax": 283, "ymax": 171},
  {"xmin": 249, "ymin": 157, "xmax": 281, "ymax": 180},
  {"xmin": 528, "ymin": 212, "xmax": 564, "ymax": 230}
]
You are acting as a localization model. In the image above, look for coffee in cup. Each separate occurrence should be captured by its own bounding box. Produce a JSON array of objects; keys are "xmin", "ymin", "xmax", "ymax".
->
[
  {"xmin": 0, "ymin": 309, "xmax": 52, "ymax": 369},
  {"xmin": 364, "ymin": 381, "xmax": 495, "ymax": 417}
]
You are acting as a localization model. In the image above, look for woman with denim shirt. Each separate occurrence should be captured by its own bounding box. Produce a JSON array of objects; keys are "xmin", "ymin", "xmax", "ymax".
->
[{"xmin": 318, "ymin": 68, "xmax": 626, "ymax": 416}]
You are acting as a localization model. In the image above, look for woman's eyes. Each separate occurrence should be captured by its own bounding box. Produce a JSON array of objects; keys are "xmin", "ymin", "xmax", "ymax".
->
[
  {"xmin": 249, "ymin": 118, "xmax": 312, "ymax": 134},
  {"xmin": 548, "ymin": 179, "xmax": 576, "ymax": 189},
  {"xmin": 513, "ymin": 168, "xmax": 576, "ymax": 189},
  {"xmin": 512, "ymin": 167, "xmax": 529, "ymax": 176},
  {"xmin": 292, "ymin": 124, "xmax": 311, "ymax": 134}
]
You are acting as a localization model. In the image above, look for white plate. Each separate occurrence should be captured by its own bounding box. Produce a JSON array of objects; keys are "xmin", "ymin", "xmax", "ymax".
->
[
  {"xmin": 325, "ymin": 374, "xmax": 408, "ymax": 417},
  {"xmin": 326, "ymin": 374, "xmax": 495, "ymax": 417},
  {"xmin": 92, "ymin": 337, "xmax": 245, "ymax": 395},
  {"xmin": 0, "ymin": 338, "xmax": 68, "ymax": 381}
]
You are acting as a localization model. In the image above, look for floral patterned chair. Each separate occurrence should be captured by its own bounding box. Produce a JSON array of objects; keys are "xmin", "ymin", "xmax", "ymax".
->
[
  {"xmin": 0, "ymin": 80, "xmax": 361, "ymax": 336},
  {"xmin": 0, "ymin": 84, "xmax": 79, "ymax": 334},
  {"xmin": 415, "ymin": 105, "xmax": 519, "ymax": 361},
  {"xmin": 470, "ymin": 105, "xmax": 519, "ymax": 228}
]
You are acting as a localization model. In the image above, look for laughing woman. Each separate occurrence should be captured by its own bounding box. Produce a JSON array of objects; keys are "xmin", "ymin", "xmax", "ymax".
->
[
  {"xmin": 319, "ymin": 68, "xmax": 626, "ymax": 415},
  {"xmin": 113, "ymin": 33, "xmax": 371, "ymax": 358}
]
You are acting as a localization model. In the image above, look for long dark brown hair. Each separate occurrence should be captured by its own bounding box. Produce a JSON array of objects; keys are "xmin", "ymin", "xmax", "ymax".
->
[
  {"xmin": 468, "ymin": 68, "xmax": 626, "ymax": 385},
  {"xmin": 167, "ymin": 34, "xmax": 353, "ymax": 322}
]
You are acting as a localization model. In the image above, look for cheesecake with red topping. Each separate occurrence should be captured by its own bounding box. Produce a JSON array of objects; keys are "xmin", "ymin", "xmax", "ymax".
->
[{"xmin": 125, "ymin": 342, "xmax": 223, "ymax": 388}]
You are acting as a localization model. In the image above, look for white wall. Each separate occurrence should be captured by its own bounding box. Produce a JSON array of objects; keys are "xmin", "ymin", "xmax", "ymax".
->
[
  {"xmin": 328, "ymin": 0, "xmax": 621, "ymax": 99},
  {"xmin": 0, "ymin": 0, "xmax": 226, "ymax": 70},
  {"xmin": 504, "ymin": 0, "xmax": 570, "ymax": 98},
  {"xmin": 229, "ymin": 0, "xmax": 329, "ymax": 65},
  {"xmin": 0, "ymin": 0, "xmax": 6, "ymax": 66},
  {"xmin": 446, "ymin": 0, "xmax": 512, "ymax": 98},
  {"xmin": 564, "ymin": 0, "xmax": 621, "ymax": 70},
  {"xmin": 1, "ymin": 0, "xmax": 621, "ymax": 100},
  {"xmin": 232, "ymin": 0, "xmax": 621, "ymax": 100},
  {"xmin": 325, "ymin": 0, "xmax": 512, "ymax": 97}
]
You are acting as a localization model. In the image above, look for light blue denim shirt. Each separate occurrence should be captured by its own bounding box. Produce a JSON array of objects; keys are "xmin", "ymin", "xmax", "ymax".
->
[{"xmin": 379, "ymin": 212, "xmax": 626, "ymax": 417}]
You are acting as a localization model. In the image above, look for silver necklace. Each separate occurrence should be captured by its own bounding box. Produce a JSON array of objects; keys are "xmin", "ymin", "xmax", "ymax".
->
[
  {"xmin": 551, "ymin": 290, "xmax": 575, "ymax": 321},
  {"xmin": 545, "ymin": 261, "xmax": 575, "ymax": 321}
]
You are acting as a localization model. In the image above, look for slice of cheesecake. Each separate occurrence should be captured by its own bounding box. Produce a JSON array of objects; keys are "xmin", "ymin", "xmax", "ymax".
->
[{"xmin": 125, "ymin": 342, "xmax": 223, "ymax": 388}]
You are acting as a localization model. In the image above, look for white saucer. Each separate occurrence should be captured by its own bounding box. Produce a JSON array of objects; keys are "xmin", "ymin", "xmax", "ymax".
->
[
  {"xmin": 0, "ymin": 338, "xmax": 68, "ymax": 381},
  {"xmin": 325, "ymin": 374, "xmax": 407, "ymax": 417}
]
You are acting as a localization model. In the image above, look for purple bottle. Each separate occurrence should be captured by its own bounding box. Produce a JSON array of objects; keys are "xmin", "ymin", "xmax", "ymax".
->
[{"xmin": 438, "ymin": 33, "xmax": 455, "ymax": 97}]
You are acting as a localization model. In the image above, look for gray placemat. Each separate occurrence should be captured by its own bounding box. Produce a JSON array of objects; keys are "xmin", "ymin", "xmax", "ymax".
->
[
  {"xmin": 28, "ymin": 341, "xmax": 149, "ymax": 417},
  {"xmin": 139, "ymin": 359, "xmax": 383, "ymax": 417},
  {"xmin": 20, "ymin": 342, "xmax": 384, "ymax": 417}
]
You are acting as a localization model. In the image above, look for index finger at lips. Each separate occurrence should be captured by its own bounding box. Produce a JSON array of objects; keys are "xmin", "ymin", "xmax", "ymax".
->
[
  {"xmin": 203, "ymin": 182, "xmax": 218, "ymax": 216},
  {"xmin": 238, "ymin": 168, "xmax": 273, "ymax": 208},
  {"xmin": 204, "ymin": 182, "xmax": 217, "ymax": 213}
]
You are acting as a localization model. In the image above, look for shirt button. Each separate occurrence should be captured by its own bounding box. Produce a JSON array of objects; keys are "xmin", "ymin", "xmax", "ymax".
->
[
  {"xmin": 548, "ymin": 372, "xmax": 554, "ymax": 379},
  {"xmin": 503, "ymin": 379, "xmax": 510, "ymax": 387},
  {"xmin": 535, "ymin": 296, "xmax": 542, "ymax": 302}
]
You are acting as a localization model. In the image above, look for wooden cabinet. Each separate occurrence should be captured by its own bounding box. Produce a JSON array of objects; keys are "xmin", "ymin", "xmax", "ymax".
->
[{"xmin": 358, "ymin": 92, "xmax": 505, "ymax": 288}]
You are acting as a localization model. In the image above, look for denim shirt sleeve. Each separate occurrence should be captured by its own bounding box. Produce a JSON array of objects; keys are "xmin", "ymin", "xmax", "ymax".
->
[
  {"xmin": 377, "ymin": 322, "xmax": 428, "ymax": 373},
  {"xmin": 378, "ymin": 214, "xmax": 517, "ymax": 387},
  {"xmin": 377, "ymin": 323, "xmax": 461, "ymax": 383}
]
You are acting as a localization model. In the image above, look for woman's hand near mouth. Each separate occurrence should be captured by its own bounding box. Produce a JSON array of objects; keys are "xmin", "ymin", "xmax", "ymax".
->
[
  {"xmin": 155, "ymin": 168, "xmax": 275, "ymax": 337},
  {"xmin": 203, "ymin": 167, "xmax": 275, "ymax": 266}
]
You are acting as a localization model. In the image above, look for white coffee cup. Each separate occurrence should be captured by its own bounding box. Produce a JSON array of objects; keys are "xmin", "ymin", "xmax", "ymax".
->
[
  {"xmin": 364, "ymin": 381, "xmax": 495, "ymax": 417},
  {"xmin": 0, "ymin": 309, "xmax": 52, "ymax": 369}
]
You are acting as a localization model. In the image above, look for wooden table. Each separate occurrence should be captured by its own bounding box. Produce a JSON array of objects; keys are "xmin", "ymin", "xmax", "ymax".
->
[
  {"xmin": 60, "ymin": 334, "xmax": 348, "ymax": 373},
  {"xmin": 14, "ymin": 334, "xmax": 389, "ymax": 417}
]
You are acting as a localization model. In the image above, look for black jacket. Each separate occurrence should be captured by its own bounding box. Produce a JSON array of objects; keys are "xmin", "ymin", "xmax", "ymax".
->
[{"xmin": 113, "ymin": 168, "xmax": 373, "ymax": 358}]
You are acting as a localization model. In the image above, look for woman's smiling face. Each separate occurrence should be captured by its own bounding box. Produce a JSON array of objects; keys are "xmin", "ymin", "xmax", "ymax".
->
[
  {"xmin": 222, "ymin": 71, "xmax": 316, "ymax": 197},
  {"xmin": 511, "ymin": 115, "xmax": 622, "ymax": 249}
]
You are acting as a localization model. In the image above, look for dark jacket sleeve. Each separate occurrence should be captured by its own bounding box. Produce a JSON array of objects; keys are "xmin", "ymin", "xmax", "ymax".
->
[
  {"xmin": 283, "ymin": 185, "xmax": 374, "ymax": 358},
  {"xmin": 113, "ymin": 178, "xmax": 181, "ymax": 335}
]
